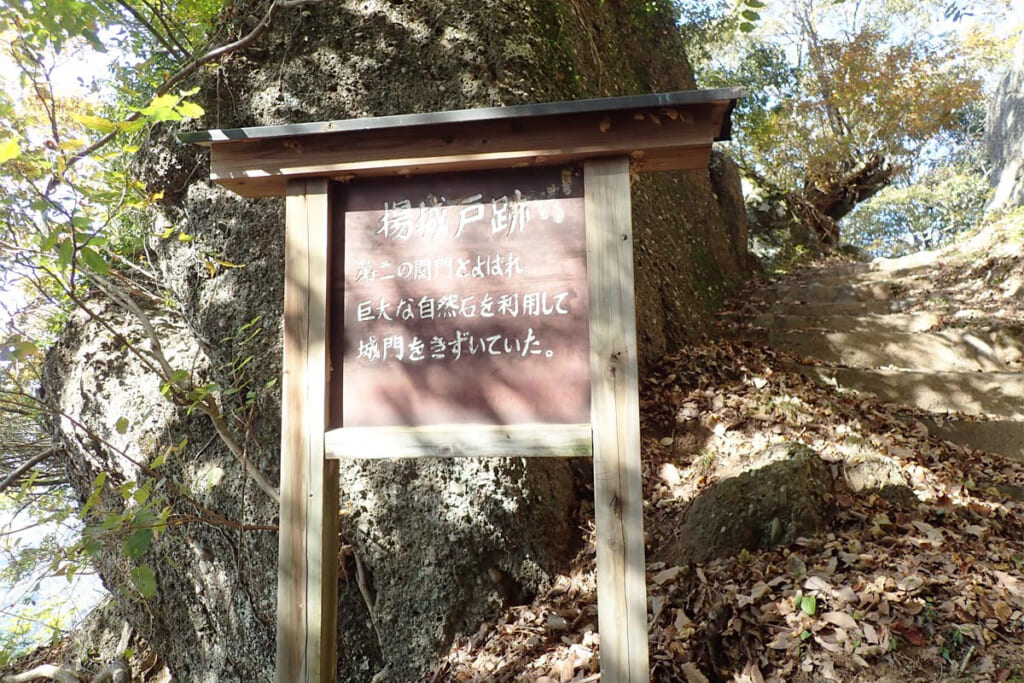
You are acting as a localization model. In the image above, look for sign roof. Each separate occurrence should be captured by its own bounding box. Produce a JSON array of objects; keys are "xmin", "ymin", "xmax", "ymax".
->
[{"xmin": 181, "ymin": 88, "xmax": 743, "ymax": 197}]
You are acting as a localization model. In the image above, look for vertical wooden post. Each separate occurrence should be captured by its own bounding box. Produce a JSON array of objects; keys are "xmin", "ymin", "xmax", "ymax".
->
[
  {"xmin": 584, "ymin": 158, "xmax": 650, "ymax": 683},
  {"xmin": 278, "ymin": 178, "xmax": 339, "ymax": 683}
]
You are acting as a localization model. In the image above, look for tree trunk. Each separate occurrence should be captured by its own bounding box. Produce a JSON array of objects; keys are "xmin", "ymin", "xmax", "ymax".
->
[{"xmin": 801, "ymin": 155, "xmax": 895, "ymax": 244}]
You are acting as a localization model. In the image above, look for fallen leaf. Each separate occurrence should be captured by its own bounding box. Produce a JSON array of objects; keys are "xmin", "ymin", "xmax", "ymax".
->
[
  {"xmin": 682, "ymin": 662, "xmax": 710, "ymax": 683},
  {"xmin": 992, "ymin": 600, "xmax": 1013, "ymax": 622},
  {"xmin": 653, "ymin": 566, "xmax": 684, "ymax": 585},
  {"xmin": 891, "ymin": 623, "xmax": 927, "ymax": 646},
  {"xmin": 820, "ymin": 611, "xmax": 858, "ymax": 631}
]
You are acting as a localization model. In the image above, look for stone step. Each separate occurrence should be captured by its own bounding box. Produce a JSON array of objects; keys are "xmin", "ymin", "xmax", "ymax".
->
[
  {"xmin": 770, "ymin": 265, "xmax": 931, "ymax": 288},
  {"xmin": 763, "ymin": 328, "xmax": 1023, "ymax": 372},
  {"xmin": 753, "ymin": 312, "xmax": 942, "ymax": 334},
  {"xmin": 765, "ymin": 299, "xmax": 897, "ymax": 316},
  {"xmin": 925, "ymin": 417, "xmax": 1024, "ymax": 462},
  {"xmin": 800, "ymin": 367, "xmax": 1024, "ymax": 419},
  {"xmin": 762, "ymin": 273, "xmax": 940, "ymax": 303},
  {"xmin": 765, "ymin": 281, "xmax": 897, "ymax": 304}
]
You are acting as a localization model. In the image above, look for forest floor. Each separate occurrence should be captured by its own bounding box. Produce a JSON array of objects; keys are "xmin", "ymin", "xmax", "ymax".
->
[{"xmin": 437, "ymin": 211, "xmax": 1024, "ymax": 683}]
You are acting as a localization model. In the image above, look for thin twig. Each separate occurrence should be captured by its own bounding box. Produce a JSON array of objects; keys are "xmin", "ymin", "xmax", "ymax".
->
[
  {"xmin": 84, "ymin": 271, "xmax": 279, "ymax": 503},
  {"xmin": 354, "ymin": 552, "xmax": 384, "ymax": 649}
]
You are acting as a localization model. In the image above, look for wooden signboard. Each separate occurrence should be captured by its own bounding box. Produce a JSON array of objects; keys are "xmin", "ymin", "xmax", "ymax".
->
[
  {"xmin": 183, "ymin": 88, "xmax": 742, "ymax": 683},
  {"xmin": 332, "ymin": 167, "xmax": 589, "ymax": 429}
]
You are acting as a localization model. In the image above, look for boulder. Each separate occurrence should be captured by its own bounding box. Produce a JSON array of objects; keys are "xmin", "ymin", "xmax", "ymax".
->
[
  {"xmin": 44, "ymin": 2, "xmax": 753, "ymax": 680},
  {"xmin": 656, "ymin": 443, "xmax": 834, "ymax": 565},
  {"xmin": 986, "ymin": 32, "xmax": 1024, "ymax": 212}
]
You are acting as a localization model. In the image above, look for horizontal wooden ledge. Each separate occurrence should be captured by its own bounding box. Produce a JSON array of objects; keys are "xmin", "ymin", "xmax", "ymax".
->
[
  {"xmin": 324, "ymin": 423, "xmax": 593, "ymax": 459},
  {"xmin": 217, "ymin": 146, "xmax": 712, "ymax": 197},
  {"xmin": 206, "ymin": 102, "xmax": 731, "ymax": 197}
]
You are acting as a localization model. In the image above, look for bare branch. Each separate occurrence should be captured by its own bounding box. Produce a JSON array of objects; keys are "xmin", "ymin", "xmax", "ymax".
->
[
  {"xmin": 47, "ymin": 402, "xmax": 276, "ymax": 532},
  {"xmin": 71, "ymin": 0, "xmax": 325, "ymax": 167},
  {"xmin": 0, "ymin": 446, "xmax": 59, "ymax": 495},
  {"xmin": 140, "ymin": 0, "xmax": 197, "ymax": 56},
  {"xmin": 107, "ymin": 0, "xmax": 189, "ymax": 61},
  {"xmin": 87, "ymin": 271, "xmax": 280, "ymax": 504},
  {"xmin": 2, "ymin": 664, "xmax": 78, "ymax": 683},
  {"xmin": 89, "ymin": 658, "xmax": 130, "ymax": 683},
  {"xmin": 0, "ymin": 657, "xmax": 132, "ymax": 683}
]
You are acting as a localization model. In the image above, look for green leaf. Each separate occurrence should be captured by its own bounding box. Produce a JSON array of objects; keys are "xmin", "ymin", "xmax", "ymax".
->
[
  {"xmin": 7, "ymin": 340, "xmax": 40, "ymax": 360},
  {"xmin": 123, "ymin": 528, "xmax": 153, "ymax": 559},
  {"xmin": 115, "ymin": 416, "xmax": 129, "ymax": 434},
  {"xmin": 149, "ymin": 108, "xmax": 183, "ymax": 123},
  {"xmin": 81, "ymin": 28, "xmax": 105, "ymax": 51},
  {"xmin": 142, "ymin": 93, "xmax": 181, "ymax": 114},
  {"xmin": 0, "ymin": 137, "xmax": 20, "ymax": 163},
  {"xmin": 132, "ymin": 507, "xmax": 155, "ymax": 526},
  {"xmin": 175, "ymin": 101, "xmax": 204, "ymax": 119},
  {"xmin": 739, "ymin": 21, "xmax": 756, "ymax": 32},
  {"xmin": 153, "ymin": 506, "xmax": 172, "ymax": 537},
  {"xmin": 80, "ymin": 472, "xmax": 107, "ymax": 518},
  {"xmin": 82, "ymin": 538, "xmax": 103, "ymax": 558},
  {"xmin": 72, "ymin": 113, "xmax": 117, "ymax": 134},
  {"xmin": 741, "ymin": 9, "xmax": 760, "ymax": 21},
  {"xmin": 101, "ymin": 512, "xmax": 124, "ymax": 530},
  {"xmin": 79, "ymin": 246, "xmax": 109, "ymax": 275},
  {"xmin": 118, "ymin": 119, "xmax": 148, "ymax": 134},
  {"xmin": 800, "ymin": 595, "xmax": 817, "ymax": 616},
  {"xmin": 133, "ymin": 483, "xmax": 152, "ymax": 505},
  {"xmin": 57, "ymin": 238, "xmax": 74, "ymax": 268},
  {"xmin": 131, "ymin": 564, "xmax": 157, "ymax": 598}
]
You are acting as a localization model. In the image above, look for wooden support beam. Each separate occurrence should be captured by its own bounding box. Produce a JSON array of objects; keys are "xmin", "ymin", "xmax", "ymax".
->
[
  {"xmin": 324, "ymin": 423, "xmax": 593, "ymax": 459},
  {"xmin": 584, "ymin": 158, "xmax": 649, "ymax": 683},
  {"xmin": 278, "ymin": 178, "xmax": 338, "ymax": 683}
]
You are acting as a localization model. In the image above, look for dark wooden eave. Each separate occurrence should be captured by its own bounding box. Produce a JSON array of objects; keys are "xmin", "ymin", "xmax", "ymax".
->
[{"xmin": 180, "ymin": 88, "xmax": 743, "ymax": 198}]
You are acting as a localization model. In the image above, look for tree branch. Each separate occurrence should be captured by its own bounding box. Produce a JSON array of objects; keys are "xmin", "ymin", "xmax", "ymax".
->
[
  {"xmin": 0, "ymin": 446, "xmax": 59, "ymax": 495},
  {"xmin": 2, "ymin": 665, "xmax": 78, "ymax": 683},
  {"xmin": 108, "ymin": 0, "xmax": 189, "ymax": 61},
  {"xmin": 70, "ymin": 0, "xmax": 324, "ymax": 167},
  {"xmin": 87, "ymin": 271, "xmax": 280, "ymax": 504}
]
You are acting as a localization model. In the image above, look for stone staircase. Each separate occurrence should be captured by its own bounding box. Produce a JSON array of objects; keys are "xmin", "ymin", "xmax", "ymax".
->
[{"xmin": 731, "ymin": 256, "xmax": 1024, "ymax": 461}]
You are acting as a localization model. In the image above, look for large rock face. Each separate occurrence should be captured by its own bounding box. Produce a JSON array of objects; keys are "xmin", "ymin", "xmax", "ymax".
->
[
  {"xmin": 43, "ymin": 2, "xmax": 751, "ymax": 681},
  {"xmin": 987, "ymin": 33, "xmax": 1024, "ymax": 212}
]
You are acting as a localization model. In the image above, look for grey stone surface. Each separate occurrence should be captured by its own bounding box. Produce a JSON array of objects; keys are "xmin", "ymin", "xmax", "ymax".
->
[
  {"xmin": 986, "ymin": 33, "xmax": 1024, "ymax": 211},
  {"xmin": 656, "ymin": 443, "xmax": 834, "ymax": 565},
  {"xmin": 841, "ymin": 448, "xmax": 916, "ymax": 507}
]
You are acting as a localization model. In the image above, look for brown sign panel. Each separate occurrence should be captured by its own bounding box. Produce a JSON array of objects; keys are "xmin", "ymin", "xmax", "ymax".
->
[{"xmin": 330, "ymin": 166, "xmax": 589, "ymax": 429}]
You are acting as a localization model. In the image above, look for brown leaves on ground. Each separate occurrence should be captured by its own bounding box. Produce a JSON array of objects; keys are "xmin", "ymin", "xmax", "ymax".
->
[
  {"xmin": 643, "ymin": 338, "xmax": 1024, "ymax": 683},
  {"xmin": 433, "ymin": 330, "xmax": 1024, "ymax": 682},
  {"xmin": 433, "ymin": 222, "xmax": 1024, "ymax": 682}
]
